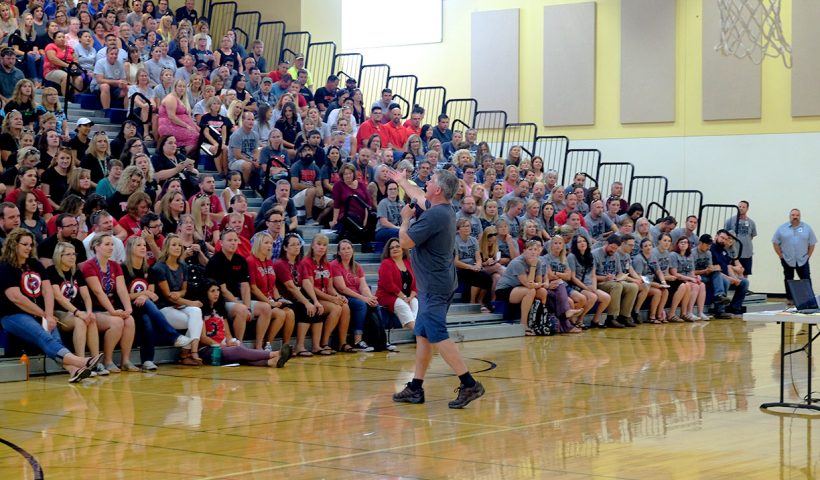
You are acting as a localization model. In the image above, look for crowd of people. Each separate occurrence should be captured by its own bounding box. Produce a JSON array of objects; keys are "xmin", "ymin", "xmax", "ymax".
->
[{"xmin": 0, "ymin": 0, "xmax": 807, "ymax": 382}]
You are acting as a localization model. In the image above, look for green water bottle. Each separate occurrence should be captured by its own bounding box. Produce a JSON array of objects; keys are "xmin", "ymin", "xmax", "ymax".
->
[{"xmin": 211, "ymin": 344, "xmax": 221, "ymax": 366}]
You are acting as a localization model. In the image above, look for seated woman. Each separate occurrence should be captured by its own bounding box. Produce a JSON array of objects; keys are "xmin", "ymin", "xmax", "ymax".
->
[
  {"xmin": 0, "ymin": 229, "xmax": 103, "ymax": 382},
  {"xmin": 191, "ymin": 196, "xmax": 219, "ymax": 250},
  {"xmin": 567, "ymin": 235, "xmax": 610, "ymax": 328},
  {"xmin": 246, "ymin": 232, "xmax": 295, "ymax": 349},
  {"xmin": 298, "ymin": 234, "xmax": 351, "ymax": 353},
  {"xmin": 80, "ymin": 233, "xmax": 137, "ymax": 373},
  {"xmin": 375, "ymin": 237, "xmax": 416, "ymax": 340},
  {"xmin": 495, "ymin": 238, "xmax": 548, "ymax": 335},
  {"xmin": 455, "ymin": 218, "xmax": 493, "ymax": 311},
  {"xmin": 330, "ymin": 239, "xmax": 379, "ymax": 352},
  {"xmin": 5, "ymin": 166, "xmax": 54, "ymax": 222},
  {"xmin": 198, "ymin": 280, "xmax": 292, "ymax": 367},
  {"xmin": 272, "ymin": 233, "xmax": 324, "ymax": 357},
  {"xmin": 47, "ymin": 241, "xmax": 100, "ymax": 361},
  {"xmin": 80, "ymin": 131, "xmax": 112, "ymax": 184},
  {"xmin": 108, "ymin": 166, "xmax": 145, "ymax": 219},
  {"xmin": 157, "ymin": 79, "xmax": 199, "ymax": 155},
  {"xmin": 4, "ymin": 79, "xmax": 40, "ymax": 127},
  {"xmin": 479, "ymin": 225, "xmax": 505, "ymax": 297},
  {"xmin": 632, "ymin": 238, "xmax": 669, "ymax": 324},
  {"xmin": 40, "ymin": 144, "xmax": 73, "ymax": 210},
  {"xmin": 542, "ymin": 235, "xmax": 583, "ymax": 333},
  {"xmin": 220, "ymin": 193, "xmax": 255, "ymax": 240},
  {"xmin": 654, "ymin": 233, "xmax": 688, "ymax": 323},
  {"xmin": 16, "ymin": 190, "xmax": 47, "ymax": 240},
  {"xmin": 670, "ymin": 236, "xmax": 705, "ymax": 322},
  {"xmin": 65, "ymin": 168, "xmax": 94, "ymax": 201},
  {"xmin": 150, "ymin": 234, "xmax": 204, "ymax": 367},
  {"xmin": 374, "ymin": 180, "xmax": 403, "ymax": 244},
  {"xmin": 494, "ymin": 218, "xmax": 519, "ymax": 266}
]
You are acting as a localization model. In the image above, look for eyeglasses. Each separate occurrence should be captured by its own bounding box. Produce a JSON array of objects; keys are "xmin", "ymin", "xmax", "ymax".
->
[
  {"xmin": 267, "ymin": 219, "xmax": 283, "ymax": 224},
  {"xmin": 487, "ymin": 233, "xmax": 497, "ymax": 238},
  {"xmin": 60, "ymin": 223, "xmax": 78, "ymax": 228}
]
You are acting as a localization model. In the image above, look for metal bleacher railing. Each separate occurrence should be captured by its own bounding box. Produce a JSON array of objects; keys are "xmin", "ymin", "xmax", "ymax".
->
[{"xmin": 198, "ymin": 0, "xmax": 738, "ymax": 233}]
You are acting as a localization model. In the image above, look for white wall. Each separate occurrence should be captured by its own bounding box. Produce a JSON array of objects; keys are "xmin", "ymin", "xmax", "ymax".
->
[{"xmin": 572, "ymin": 132, "xmax": 820, "ymax": 294}]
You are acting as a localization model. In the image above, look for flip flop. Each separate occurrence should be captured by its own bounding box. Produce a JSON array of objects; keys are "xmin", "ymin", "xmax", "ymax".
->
[
  {"xmin": 276, "ymin": 344, "xmax": 292, "ymax": 368},
  {"xmin": 294, "ymin": 350, "xmax": 313, "ymax": 357},
  {"xmin": 86, "ymin": 352, "xmax": 104, "ymax": 369},
  {"xmin": 339, "ymin": 344, "xmax": 355, "ymax": 353},
  {"xmin": 320, "ymin": 345, "xmax": 337, "ymax": 355},
  {"xmin": 68, "ymin": 366, "xmax": 92, "ymax": 383},
  {"xmin": 312, "ymin": 349, "xmax": 333, "ymax": 356}
]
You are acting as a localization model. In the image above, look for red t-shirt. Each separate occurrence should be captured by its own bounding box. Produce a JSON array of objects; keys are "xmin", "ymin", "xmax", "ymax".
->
[
  {"xmin": 219, "ymin": 213, "xmax": 253, "ymax": 240},
  {"xmin": 329, "ymin": 259, "xmax": 363, "ymax": 295},
  {"xmin": 215, "ymin": 236, "xmax": 251, "ymax": 258},
  {"xmin": 5, "ymin": 188, "xmax": 54, "ymax": 215},
  {"xmin": 297, "ymin": 257, "xmax": 332, "ymax": 294},
  {"xmin": 203, "ymin": 313, "xmax": 226, "ymax": 343},
  {"xmin": 246, "ymin": 254, "xmax": 277, "ymax": 298},
  {"xmin": 188, "ymin": 192, "xmax": 225, "ymax": 214},
  {"xmin": 44, "ymin": 43, "xmax": 75, "ymax": 78},
  {"xmin": 119, "ymin": 214, "xmax": 141, "ymax": 236},
  {"xmin": 272, "ymin": 258, "xmax": 299, "ymax": 300},
  {"xmin": 383, "ymin": 122, "xmax": 409, "ymax": 149},
  {"xmin": 79, "ymin": 258, "xmax": 123, "ymax": 308},
  {"xmin": 403, "ymin": 119, "xmax": 420, "ymax": 137}
]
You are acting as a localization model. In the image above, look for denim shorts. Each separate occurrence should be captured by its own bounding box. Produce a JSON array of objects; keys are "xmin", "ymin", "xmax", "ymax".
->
[{"xmin": 414, "ymin": 291, "xmax": 453, "ymax": 343}]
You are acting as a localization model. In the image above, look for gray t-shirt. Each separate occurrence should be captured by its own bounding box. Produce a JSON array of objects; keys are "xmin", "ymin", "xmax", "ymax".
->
[
  {"xmin": 692, "ymin": 248, "xmax": 713, "ymax": 272},
  {"xmin": 497, "ymin": 255, "xmax": 545, "ymax": 290},
  {"xmin": 376, "ymin": 198, "xmax": 403, "ymax": 231},
  {"xmin": 670, "ymin": 228, "xmax": 698, "ymax": 247},
  {"xmin": 725, "ymin": 215, "xmax": 757, "ymax": 258},
  {"xmin": 592, "ymin": 247, "xmax": 621, "ymax": 276},
  {"xmin": 408, "ymin": 203, "xmax": 457, "ymax": 295},
  {"xmin": 148, "ymin": 261, "xmax": 188, "ymax": 309},
  {"xmin": 616, "ymin": 250, "xmax": 633, "ymax": 274},
  {"xmin": 455, "ymin": 235, "xmax": 479, "ymax": 265},
  {"xmin": 670, "ymin": 252, "xmax": 694, "ymax": 276},
  {"xmin": 143, "ymin": 58, "xmax": 164, "ymax": 85},
  {"xmin": 91, "ymin": 58, "xmax": 125, "ymax": 89},
  {"xmin": 456, "ymin": 212, "xmax": 483, "ymax": 239},
  {"xmin": 542, "ymin": 252, "xmax": 568, "ymax": 274},
  {"xmin": 228, "ymin": 128, "xmax": 260, "ymax": 163},
  {"xmin": 567, "ymin": 253, "xmax": 594, "ymax": 286},
  {"xmin": 500, "ymin": 214, "xmax": 521, "ymax": 238},
  {"xmin": 585, "ymin": 213, "xmax": 613, "ymax": 241},
  {"xmin": 653, "ymin": 248, "xmax": 672, "ymax": 274},
  {"xmin": 632, "ymin": 251, "xmax": 659, "ymax": 278}
]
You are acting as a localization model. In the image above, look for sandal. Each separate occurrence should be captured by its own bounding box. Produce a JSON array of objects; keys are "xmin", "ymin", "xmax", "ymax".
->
[
  {"xmin": 524, "ymin": 328, "xmax": 536, "ymax": 336},
  {"xmin": 339, "ymin": 344, "xmax": 355, "ymax": 353},
  {"xmin": 320, "ymin": 345, "xmax": 337, "ymax": 355},
  {"xmin": 312, "ymin": 348, "xmax": 333, "ymax": 356},
  {"xmin": 650, "ymin": 318, "xmax": 662, "ymax": 324},
  {"xmin": 294, "ymin": 350, "xmax": 313, "ymax": 357},
  {"xmin": 180, "ymin": 356, "xmax": 200, "ymax": 366}
]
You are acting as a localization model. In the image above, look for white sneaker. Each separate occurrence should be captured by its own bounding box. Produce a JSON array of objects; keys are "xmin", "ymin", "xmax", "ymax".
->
[
  {"xmin": 700, "ymin": 313, "xmax": 712, "ymax": 321},
  {"xmin": 385, "ymin": 343, "xmax": 399, "ymax": 352},
  {"xmin": 352, "ymin": 341, "xmax": 374, "ymax": 352},
  {"xmin": 95, "ymin": 363, "xmax": 110, "ymax": 376},
  {"xmin": 304, "ymin": 218, "xmax": 318, "ymax": 226},
  {"xmin": 174, "ymin": 335, "xmax": 194, "ymax": 348},
  {"xmin": 141, "ymin": 361, "xmax": 158, "ymax": 371}
]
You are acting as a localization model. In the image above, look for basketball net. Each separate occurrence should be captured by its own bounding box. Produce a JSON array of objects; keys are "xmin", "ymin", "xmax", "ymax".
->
[{"xmin": 715, "ymin": 0, "xmax": 792, "ymax": 68}]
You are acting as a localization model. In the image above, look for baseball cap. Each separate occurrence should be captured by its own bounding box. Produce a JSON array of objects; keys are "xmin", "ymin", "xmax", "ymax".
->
[
  {"xmin": 195, "ymin": 61, "xmax": 209, "ymax": 70},
  {"xmin": 1, "ymin": 47, "xmax": 15, "ymax": 57},
  {"xmin": 76, "ymin": 117, "xmax": 94, "ymax": 127},
  {"xmin": 699, "ymin": 234, "xmax": 713, "ymax": 244},
  {"xmin": 295, "ymin": 53, "xmax": 305, "ymax": 59},
  {"xmin": 261, "ymin": 77, "xmax": 273, "ymax": 84}
]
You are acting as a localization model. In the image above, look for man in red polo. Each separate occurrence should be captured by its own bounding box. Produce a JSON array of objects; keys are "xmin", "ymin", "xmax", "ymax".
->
[
  {"xmin": 356, "ymin": 105, "xmax": 387, "ymax": 150},
  {"xmin": 383, "ymin": 105, "xmax": 409, "ymax": 152}
]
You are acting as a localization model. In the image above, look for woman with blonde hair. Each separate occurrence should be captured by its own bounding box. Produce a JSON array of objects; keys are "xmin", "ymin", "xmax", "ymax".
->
[
  {"xmin": 158, "ymin": 79, "xmax": 199, "ymax": 153},
  {"xmin": 246, "ymin": 231, "xmax": 295, "ymax": 349},
  {"xmin": 80, "ymin": 131, "xmax": 111, "ymax": 183},
  {"xmin": 479, "ymin": 225, "xmax": 505, "ymax": 296},
  {"xmin": 39, "ymin": 87, "xmax": 68, "ymax": 140},
  {"xmin": 41, "ymin": 145, "xmax": 73, "ymax": 208},
  {"xmin": 4, "ymin": 79, "xmax": 39, "ymax": 126},
  {"xmin": 49, "ymin": 241, "xmax": 100, "ymax": 360},
  {"xmin": 108, "ymin": 165, "xmax": 145, "ymax": 219},
  {"xmin": 156, "ymin": 14, "xmax": 175, "ymax": 44},
  {"xmin": 191, "ymin": 195, "xmax": 218, "ymax": 246},
  {"xmin": 0, "ymin": 2, "xmax": 18, "ymax": 45},
  {"xmin": 479, "ymin": 198, "xmax": 499, "ymax": 229},
  {"xmin": 66, "ymin": 168, "xmax": 94, "ymax": 200},
  {"xmin": 403, "ymin": 134, "xmax": 424, "ymax": 162},
  {"xmin": 151, "ymin": 233, "xmax": 204, "ymax": 367},
  {"xmin": 187, "ymin": 72, "xmax": 205, "ymax": 107},
  {"xmin": 298, "ymin": 234, "xmax": 350, "ymax": 353},
  {"xmin": 226, "ymin": 99, "xmax": 244, "ymax": 129}
]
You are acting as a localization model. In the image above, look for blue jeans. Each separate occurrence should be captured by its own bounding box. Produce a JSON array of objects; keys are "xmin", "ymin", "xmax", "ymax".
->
[
  {"xmin": 137, "ymin": 300, "xmax": 182, "ymax": 363},
  {"xmin": 0, "ymin": 314, "xmax": 70, "ymax": 362},
  {"xmin": 374, "ymin": 228, "xmax": 400, "ymax": 244},
  {"xmin": 346, "ymin": 296, "xmax": 368, "ymax": 335},
  {"xmin": 24, "ymin": 54, "xmax": 42, "ymax": 82},
  {"xmin": 702, "ymin": 271, "xmax": 726, "ymax": 297},
  {"xmin": 729, "ymin": 277, "xmax": 749, "ymax": 310}
]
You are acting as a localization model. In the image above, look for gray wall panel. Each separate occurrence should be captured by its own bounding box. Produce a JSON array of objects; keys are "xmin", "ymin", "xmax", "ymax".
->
[
  {"xmin": 471, "ymin": 9, "xmax": 519, "ymax": 122},
  {"xmin": 620, "ymin": 0, "xmax": 676, "ymax": 124},
  {"xmin": 543, "ymin": 2, "xmax": 596, "ymax": 127},
  {"xmin": 702, "ymin": 1, "xmax": 761, "ymax": 120},
  {"xmin": 792, "ymin": 0, "xmax": 820, "ymax": 117}
]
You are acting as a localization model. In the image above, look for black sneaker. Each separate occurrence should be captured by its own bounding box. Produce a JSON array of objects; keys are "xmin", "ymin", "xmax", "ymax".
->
[
  {"xmin": 631, "ymin": 311, "xmax": 642, "ymax": 324},
  {"xmin": 393, "ymin": 383, "xmax": 425, "ymax": 404},
  {"xmin": 605, "ymin": 317, "xmax": 625, "ymax": 328},
  {"xmin": 715, "ymin": 294, "xmax": 731, "ymax": 305},
  {"xmin": 448, "ymin": 381, "xmax": 485, "ymax": 409},
  {"xmin": 619, "ymin": 316, "xmax": 637, "ymax": 328}
]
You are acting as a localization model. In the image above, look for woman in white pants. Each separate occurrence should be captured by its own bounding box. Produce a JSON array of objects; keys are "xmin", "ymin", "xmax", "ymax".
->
[
  {"xmin": 150, "ymin": 234, "xmax": 204, "ymax": 365},
  {"xmin": 376, "ymin": 238, "xmax": 418, "ymax": 330}
]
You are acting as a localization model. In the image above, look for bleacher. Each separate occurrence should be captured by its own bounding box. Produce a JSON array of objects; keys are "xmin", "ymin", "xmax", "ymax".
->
[{"xmin": 0, "ymin": 0, "xmax": 774, "ymax": 373}]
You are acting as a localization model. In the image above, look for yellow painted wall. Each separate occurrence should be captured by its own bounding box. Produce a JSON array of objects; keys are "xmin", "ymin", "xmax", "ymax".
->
[{"xmin": 294, "ymin": 0, "xmax": 805, "ymax": 141}]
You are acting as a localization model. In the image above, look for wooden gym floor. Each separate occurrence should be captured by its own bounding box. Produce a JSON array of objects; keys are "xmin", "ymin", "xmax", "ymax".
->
[{"xmin": 0, "ymin": 319, "xmax": 817, "ymax": 479}]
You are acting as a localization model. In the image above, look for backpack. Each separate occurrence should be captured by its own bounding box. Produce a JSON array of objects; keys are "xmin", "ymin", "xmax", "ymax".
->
[{"xmin": 528, "ymin": 299, "xmax": 558, "ymax": 336}]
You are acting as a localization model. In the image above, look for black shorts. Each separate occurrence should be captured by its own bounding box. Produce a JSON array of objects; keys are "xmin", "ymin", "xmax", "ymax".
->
[
  {"xmin": 289, "ymin": 294, "xmax": 326, "ymax": 324},
  {"xmin": 495, "ymin": 287, "xmax": 513, "ymax": 303},
  {"xmin": 456, "ymin": 268, "xmax": 493, "ymax": 289}
]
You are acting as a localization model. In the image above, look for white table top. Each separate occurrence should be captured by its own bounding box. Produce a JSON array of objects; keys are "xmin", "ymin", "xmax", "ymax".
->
[{"xmin": 744, "ymin": 309, "xmax": 820, "ymax": 325}]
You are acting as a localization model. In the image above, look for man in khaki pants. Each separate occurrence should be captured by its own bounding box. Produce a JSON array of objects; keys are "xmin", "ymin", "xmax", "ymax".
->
[{"xmin": 592, "ymin": 235, "xmax": 639, "ymax": 328}]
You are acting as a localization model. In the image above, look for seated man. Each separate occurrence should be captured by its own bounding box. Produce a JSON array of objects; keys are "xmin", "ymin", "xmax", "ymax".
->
[
  {"xmin": 228, "ymin": 111, "xmax": 263, "ymax": 187},
  {"xmin": 90, "ymin": 46, "xmax": 127, "ymax": 110},
  {"xmin": 592, "ymin": 235, "xmax": 639, "ymax": 328},
  {"xmin": 711, "ymin": 230, "xmax": 749, "ymax": 317}
]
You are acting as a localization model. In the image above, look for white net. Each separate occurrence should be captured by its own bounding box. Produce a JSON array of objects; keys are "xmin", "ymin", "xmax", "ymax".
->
[{"xmin": 715, "ymin": 0, "xmax": 792, "ymax": 68}]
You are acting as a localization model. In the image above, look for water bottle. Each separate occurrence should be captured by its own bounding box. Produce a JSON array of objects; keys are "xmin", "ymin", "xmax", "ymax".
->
[
  {"xmin": 211, "ymin": 344, "xmax": 221, "ymax": 366},
  {"xmin": 20, "ymin": 351, "xmax": 29, "ymax": 380}
]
